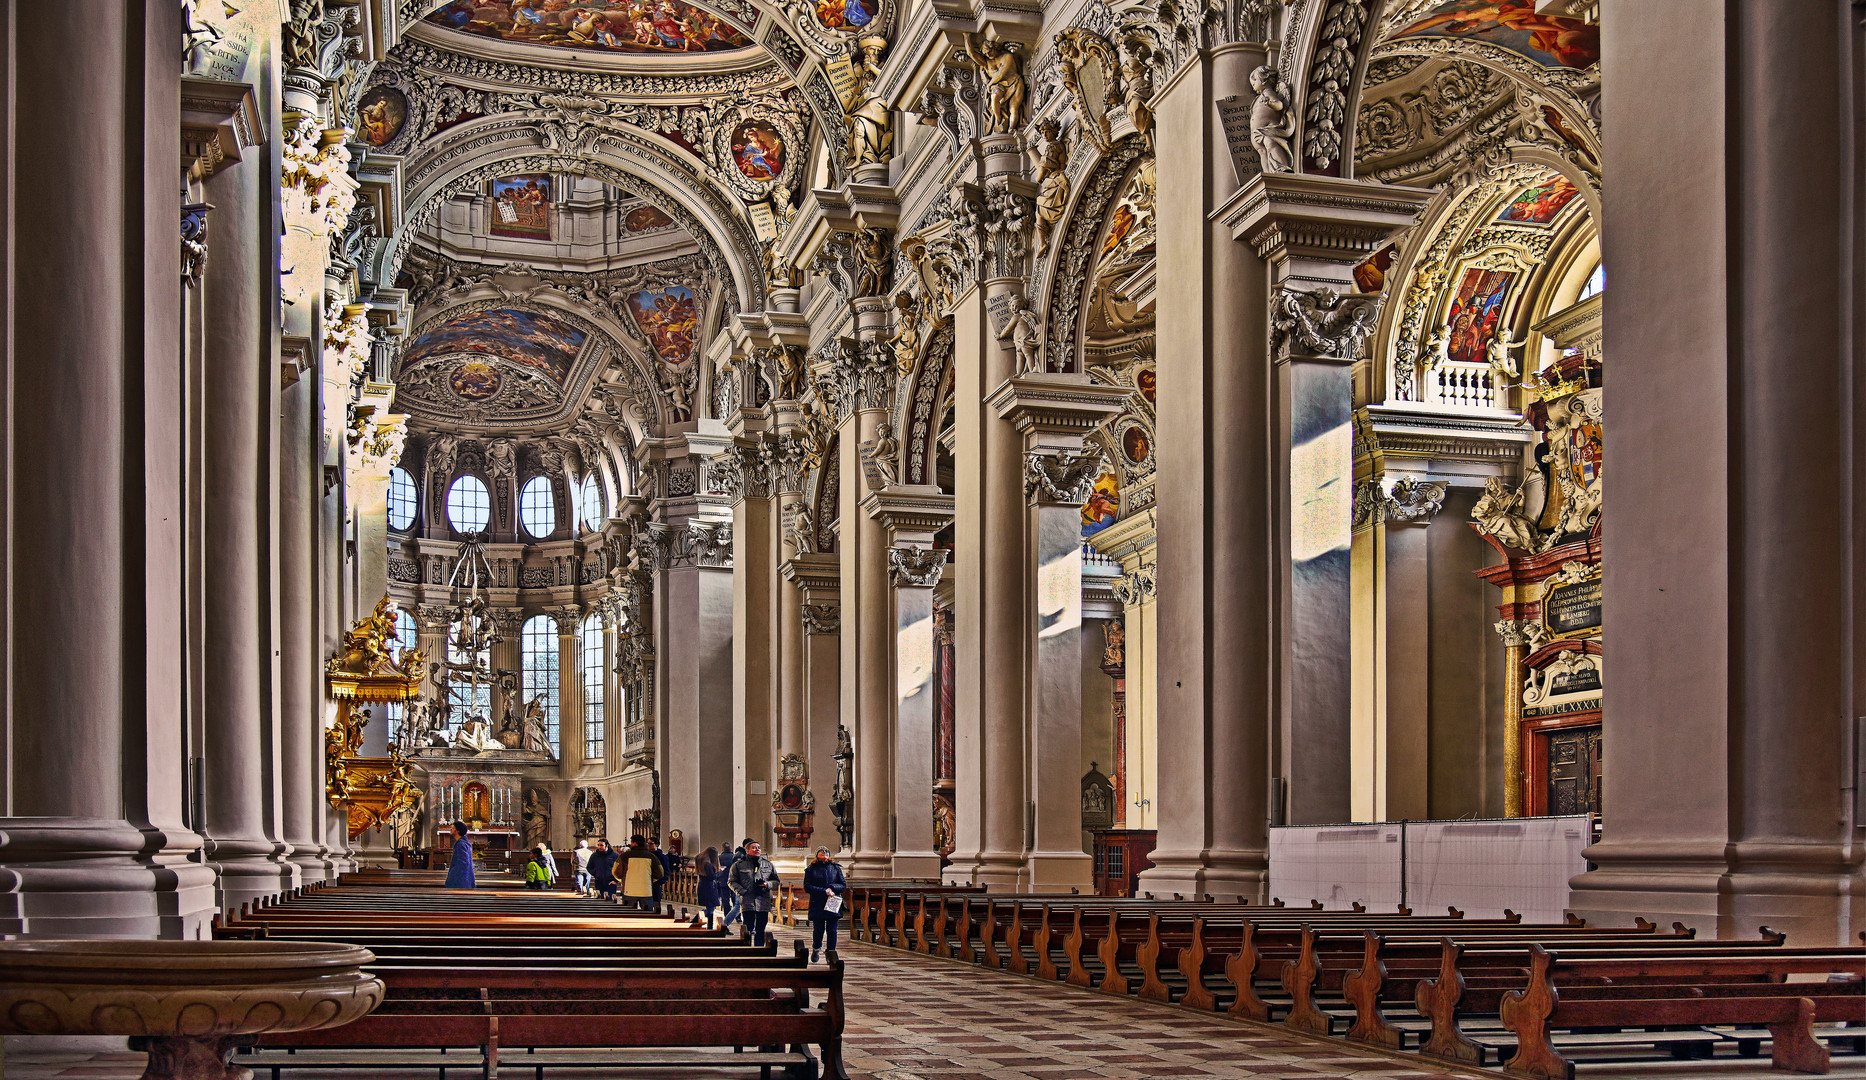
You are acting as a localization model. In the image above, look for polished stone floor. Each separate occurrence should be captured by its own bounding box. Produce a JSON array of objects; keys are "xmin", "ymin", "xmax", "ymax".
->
[{"xmin": 6, "ymin": 925, "xmax": 1863, "ymax": 1079}]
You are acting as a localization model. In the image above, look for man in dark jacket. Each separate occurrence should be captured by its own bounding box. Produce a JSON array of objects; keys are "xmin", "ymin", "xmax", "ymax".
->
[
  {"xmin": 587, "ymin": 839, "xmax": 620, "ymax": 901},
  {"xmin": 802, "ymin": 845, "xmax": 848, "ymax": 963},
  {"xmin": 727, "ymin": 840, "xmax": 780, "ymax": 947}
]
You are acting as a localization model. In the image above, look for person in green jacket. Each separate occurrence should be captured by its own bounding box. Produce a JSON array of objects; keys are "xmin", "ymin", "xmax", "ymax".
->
[{"xmin": 524, "ymin": 846, "xmax": 551, "ymax": 890}]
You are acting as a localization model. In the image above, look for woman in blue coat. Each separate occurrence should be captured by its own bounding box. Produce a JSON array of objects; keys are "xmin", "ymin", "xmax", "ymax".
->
[
  {"xmin": 443, "ymin": 820, "xmax": 476, "ymax": 889},
  {"xmin": 802, "ymin": 845, "xmax": 847, "ymax": 963}
]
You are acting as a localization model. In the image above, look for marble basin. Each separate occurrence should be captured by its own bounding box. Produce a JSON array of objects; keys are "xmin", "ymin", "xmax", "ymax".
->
[{"xmin": 0, "ymin": 939, "xmax": 382, "ymax": 1080}]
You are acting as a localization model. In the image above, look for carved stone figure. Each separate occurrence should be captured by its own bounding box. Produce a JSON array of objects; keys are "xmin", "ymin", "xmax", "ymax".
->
[
  {"xmin": 1270, "ymin": 287, "xmax": 1382, "ymax": 360},
  {"xmin": 785, "ymin": 501, "xmax": 814, "ymax": 555},
  {"xmin": 1249, "ymin": 65, "xmax": 1296, "ymax": 174},
  {"xmin": 960, "ymin": 34, "xmax": 1027, "ymax": 135},
  {"xmin": 1471, "ymin": 476, "xmax": 1545, "ymax": 553},
  {"xmin": 831, "ymin": 725, "xmax": 854, "ymax": 850},
  {"xmin": 868, "ymin": 422, "xmax": 899, "ymax": 486},
  {"xmin": 889, "ymin": 293, "xmax": 922, "ymax": 376},
  {"xmin": 455, "ymin": 713, "xmax": 502, "ymax": 752},
  {"xmin": 521, "ymin": 697, "xmax": 553, "ymax": 755},
  {"xmin": 774, "ymin": 344, "xmax": 807, "ymax": 401},
  {"xmin": 1032, "ymin": 118, "xmax": 1070, "ymax": 252},
  {"xmin": 1487, "ymin": 327, "xmax": 1527, "ymax": 383},
  {"xmin": 389, "ymin": 799, "xmax": 420, "ymax": 852},
  {"xmin": 1103, "ymin": 620, "xmax": 1126, "ymax": 669},
  {"xmin": 854, "ymin": 228, "xmax": 893, "ymax": 297},
  {"xmin": 1001, "ymin": 292, "xmax": 1042, "ymax": 374},
  {"xmin": 845, "ymin": 91, "xmax": 894, "ymax": 168},
  {"xmin": 523, "ymin": 788, "xmax": 550, "ymax": 851},
  {"xmin": 1118, "ymin": 36, "xmax": 1156, "ymax": 152}
]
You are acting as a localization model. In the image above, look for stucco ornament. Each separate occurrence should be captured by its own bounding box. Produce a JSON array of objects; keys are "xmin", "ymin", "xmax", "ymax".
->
[
  {"xmin": 1471, "ymin": 476, "xmax": 1546, "ymax": 553},
  {"xmin": 957, "ymin": 33, "xmax": 1028, "ymax": 135},
  {"xmin": 887, "ymin": 544, "xmax": 948, "ymax": 587},
  {"xmin": 1249, "ymin": 65, "xmax": 1296, "ymax": 173},
  {"xmin": 1269, "ymin": 287, "xmax": 1382, "ymax": 360}
]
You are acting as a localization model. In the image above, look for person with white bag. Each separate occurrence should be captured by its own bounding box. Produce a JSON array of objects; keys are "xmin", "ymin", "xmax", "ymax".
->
[{"xmin": 802, "ymin": 845, "xmax": 848, "ymax": 964}]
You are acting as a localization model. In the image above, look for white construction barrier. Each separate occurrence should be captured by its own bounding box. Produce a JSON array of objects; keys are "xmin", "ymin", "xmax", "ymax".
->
[{"xmin": 1269, "ymin": 816, "xmax": 1591, "ymax": 924}]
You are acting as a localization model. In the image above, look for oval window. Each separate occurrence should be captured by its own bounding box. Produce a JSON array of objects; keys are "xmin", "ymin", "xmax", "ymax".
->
[
  {"xmin": 387, "ymin": 466, "xmax": 417, "ymax": 531},
  {"xmin": 447, "ymin": 474, "xmax": 490, "ymax": 534},
  {"xmin": 520, "ymin": 475, "xmax": 556, "ymax": 539}
]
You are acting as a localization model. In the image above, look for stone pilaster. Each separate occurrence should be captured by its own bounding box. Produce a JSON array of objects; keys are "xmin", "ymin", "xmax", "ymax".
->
[{"xmin": 863, "ymin": 489, "xmax": 957, "ymax": 879}]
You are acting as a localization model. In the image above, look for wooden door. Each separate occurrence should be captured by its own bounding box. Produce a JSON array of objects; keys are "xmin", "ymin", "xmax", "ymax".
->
[{"xmin": 1544, "ymin": 725, "xmax": 1602, "ymax": 816}]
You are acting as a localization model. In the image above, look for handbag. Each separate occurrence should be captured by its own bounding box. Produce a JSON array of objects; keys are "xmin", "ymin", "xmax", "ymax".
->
[{"xmin": 823, "ymin": 894, "xmax": 843, "ymax": 914}]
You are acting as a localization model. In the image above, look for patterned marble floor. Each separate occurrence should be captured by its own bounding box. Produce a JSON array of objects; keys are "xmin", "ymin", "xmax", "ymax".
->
[{"xmin": 7, "ymin": 926, "xmax": 1862, "ymax": 1079}]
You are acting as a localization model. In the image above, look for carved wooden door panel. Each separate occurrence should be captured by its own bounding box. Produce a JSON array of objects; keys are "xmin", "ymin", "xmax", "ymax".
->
[{"xmin": 1545, "ymin": 725, "xmax": 1602, "ymax": 816}]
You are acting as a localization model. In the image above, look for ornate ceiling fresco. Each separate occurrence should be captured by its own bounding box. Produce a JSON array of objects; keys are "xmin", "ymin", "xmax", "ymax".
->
[
  {"xmin": 1387, "ymin": 0, "xmax": 1600, "ymax": 71},
  {"xmin": 426, "ymin": 0, "xmax": 756, "ymax": 54},
  {"xmin": 394, "ymin": 302, "xmax": 606, "ymax": 427}
]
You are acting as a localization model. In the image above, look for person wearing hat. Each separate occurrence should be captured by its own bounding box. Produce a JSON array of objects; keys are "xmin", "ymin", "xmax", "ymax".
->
[{"xmin": 802, "ymin": 845, "xmax": 848, "ymax": 963}]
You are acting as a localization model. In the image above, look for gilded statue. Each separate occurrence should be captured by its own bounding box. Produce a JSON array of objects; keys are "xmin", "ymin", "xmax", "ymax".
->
[{"xmin": 335, "ymin": 596, "xmax": 419, "ymax": 678}]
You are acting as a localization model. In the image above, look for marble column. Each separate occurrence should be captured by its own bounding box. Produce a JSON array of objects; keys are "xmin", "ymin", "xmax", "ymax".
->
[
  {"xmin": 864, "ymin": 489, "xmax": 955, "ymax": 879},
  {"xmin": 840, "ymin": 396, "xmax": 894, "ymax": 876},
  {"xmin": 1568, "ymin": 0, "xmax": 1865, "ymax": 944},
  {"xmin": 787, "ymin": 555, "xmax": 843, "ymax": 855},
  {"xmin": 281, "ymin": 367, "xmax": 331, "ymax": 883},
  {"xmin": 1091, "ymin": 516, "xmax": 1158, "ymax": 832},
  {"xmin": 991, "ymin": 379, "xmax": 1126, "ymax": 890},
  {"xmin": 198, "ymin": 45, "xmax": 297, "ymax": 910},
  {"xmin": 0, "ymin": 0, "xmax": 219, "ymax": 938},
  {"xmin": 727, "ymin": 447, "xmax": 776, "ymax": 850},
  {"xmin": 551, "ymin": 607, "xmax": 585, "ymax": 783},
  {"xmin": 654, "ymin": 517, "xmax": 737, "ymax": 850},
  {"xmin": 1134, "ymin": 43, "xmax": 1270, "ymax": 901}
]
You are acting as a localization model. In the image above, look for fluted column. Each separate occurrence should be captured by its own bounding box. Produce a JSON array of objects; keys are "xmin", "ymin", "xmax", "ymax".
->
[
  {"xmin": 0, "ymin": 0, "xmax": 220, "ymax": 938},
  {"xmin": 788, "ymin": 557, "xmax": 844, "ymax": 855}
]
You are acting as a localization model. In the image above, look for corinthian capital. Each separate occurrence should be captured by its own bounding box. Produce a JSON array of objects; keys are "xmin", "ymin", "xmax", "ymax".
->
[
  {"xmin": 888, "ymin": 545, "xmax": 948, "ymax": 588},
  {"xmin": 1024, "ymin": 448, "xmax": 1098, "ymax": 506}
]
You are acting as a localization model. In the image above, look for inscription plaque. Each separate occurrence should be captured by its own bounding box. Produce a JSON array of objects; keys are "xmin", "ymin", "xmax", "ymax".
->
[
  {"xmin": 1215, "ymin": 96, "xmax": 1259, "ymax": 184},
  {"xmin": 1543, "ymin": 576, "xmax": 1602, "ymax": 636}
]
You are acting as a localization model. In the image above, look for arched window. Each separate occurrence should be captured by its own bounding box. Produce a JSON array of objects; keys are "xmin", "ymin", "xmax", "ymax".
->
[
  {"xmin": 582, "ymin": 615, "xmax": 605, "ymax": 761},
  {"xmin": 578, "ymin": 475, "xmax": 603, "ymax": 533},
  {"xmin": 1578, "ymin": 261, "xmax": 1604, "ymax": 301},
  {"xmin": 448, "ymin": 475, "xmax": 490, "ymax": 534},
  {"xmin": 519, "ymin": 475, "xmax": 556, "ymax": 539},
  {"xmin": 385, "ymin": 606, "xmax": 418, "ymax": 739},
  {"xmin": 448, "ymin": 622, "xmax": 492, "ymax": 735},
  {"xmin": 387, "ymin": 466, "xmax": 417, "ymax": 531},
  {"xmin": 520, "ymin": 615, "xmax": 560, "ymax": 755}
]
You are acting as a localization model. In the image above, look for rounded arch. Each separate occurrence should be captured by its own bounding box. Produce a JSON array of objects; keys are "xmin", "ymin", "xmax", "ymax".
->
[
  {"xmin": 1040, "ymin": 134, "xmax": 1150, "ymax": 374},
  {"xmin": 376, "ymin": 132, "xmax": 767, "ymax": 315},
  {"xmin": 897, "ymin": 317, "xmax": 953, "ymax": 487}
]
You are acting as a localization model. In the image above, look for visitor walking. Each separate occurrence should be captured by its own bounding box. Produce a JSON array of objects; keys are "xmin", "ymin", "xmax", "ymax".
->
[
  {"xmin": 696, "ymin": 845, "xmax": 722, "ymax": 927},
  {"xmin": 524, "ymin": 846, "xmax": 551, "ymax": 890},
  {"xmin": 729, "ymin": 839, "xmax": 780, "ymax": 947},
  {"xmin": 443, "ymin": 820, "xmax": 475, "ymax": 889},
  {"xmin": 803, "ymin": 845, "xmax": 848, "ymax": 963},
  {"xmin": 588, "ymin": 838, "xmax": 619, "ymax": 901},
  {"xmin": 573, "ymin": 839, "xmax": 593, "ymax": 896},
  {"xmin": 719, "ymin": 843, "xmax": 745, "ymax": 929},
  {"xmin": 538, "ymin": 839, "xmax": 559, "ymax": 889},
  {"xmin": 647, "ymin": 836, "xmax": 669, "ymax": 911},
  {"xmin": 620, "ymin": 834, "xmax": 665, "ymax": 912}
]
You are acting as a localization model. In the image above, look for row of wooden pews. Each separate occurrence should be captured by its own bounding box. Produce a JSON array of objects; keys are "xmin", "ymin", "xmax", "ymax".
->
[
  {"xmin": 834, "ymin": 885, "xmax": 1863, "ymax": 1079},
  {"xmin": 213, "ymin": 877, "xmax": 848, "ymax": 1079}
]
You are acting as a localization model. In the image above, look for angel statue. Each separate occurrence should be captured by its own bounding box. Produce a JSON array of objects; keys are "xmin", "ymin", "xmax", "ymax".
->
[
  {"xmin": 957, "ymin": 34, "xmax": 1027, "ymax": 135},
  {"xmin": 1032, "ymin": 118, "xmax": 1070, "ymax": 252},
  {"xmin": 1248, "ymin": 65, "xmax": 1296, "ymax": 174},
  {"xmin": 1000, "ymin": 292, "xmax": 1042, "ymax": 373},
  {"xmin": 1486, "ymin": 328, "xmax": 1529, "ymax": 384}
]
